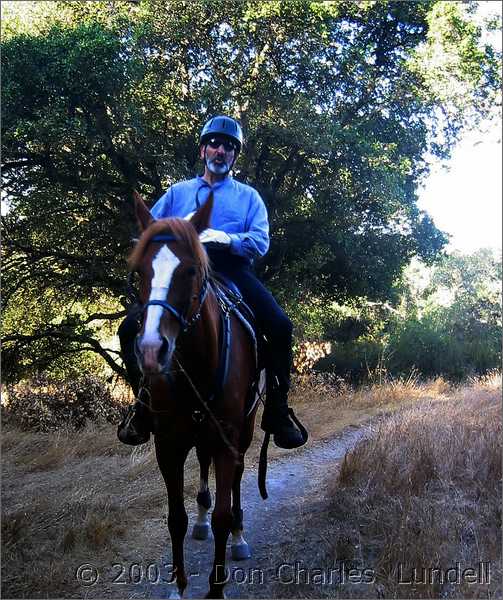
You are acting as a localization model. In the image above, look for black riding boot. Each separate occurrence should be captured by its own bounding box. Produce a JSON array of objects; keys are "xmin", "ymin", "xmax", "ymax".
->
[
  {"xmin": 261, "ymin": 374, "xmax": 307, "ymax": 449},
  {"xmin": 117, "ymin": 309, "xmax": 151, "ymax": 446},
  {"xmin": 117, "ymin": 390, "xmax": 151, "ymax": 446}
]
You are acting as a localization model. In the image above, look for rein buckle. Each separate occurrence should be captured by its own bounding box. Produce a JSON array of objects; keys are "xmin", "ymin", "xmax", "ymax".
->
[{"xmin": 192, "ymin": 409, "xmax": 205, "ymax": 424}]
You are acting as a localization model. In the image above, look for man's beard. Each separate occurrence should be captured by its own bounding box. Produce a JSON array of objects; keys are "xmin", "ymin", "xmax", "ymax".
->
[{"xmin": 205, "ymin": 154, "xmax": 232, "ymax": 175}]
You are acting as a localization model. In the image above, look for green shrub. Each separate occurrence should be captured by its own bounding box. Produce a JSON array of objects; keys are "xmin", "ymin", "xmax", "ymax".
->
[
  {"xmin": 386, "ymin": 310, "xmax": 502, "ymax": 381},
  {"xmin": 315, "ymin": 311, "xmax": 501, "ymax": 383},
  {"xmin": 315, "ymin": 339, "xmax": 385, "ymax": 383}
]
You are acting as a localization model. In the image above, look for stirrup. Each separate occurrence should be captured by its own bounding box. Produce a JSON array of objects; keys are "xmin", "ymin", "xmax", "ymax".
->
[
  {"xmin": 263, "ymin": 408, "xmax": 308, "ymax": 449},
  {"xmin": 117, "ymin": 404, "xmax": 150, "ymax": 446}
]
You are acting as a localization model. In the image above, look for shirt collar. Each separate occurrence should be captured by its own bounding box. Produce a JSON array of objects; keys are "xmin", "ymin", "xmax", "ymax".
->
[{"xmin": 196, "ymin": 174, "xmax": 233, "ymax": 190}]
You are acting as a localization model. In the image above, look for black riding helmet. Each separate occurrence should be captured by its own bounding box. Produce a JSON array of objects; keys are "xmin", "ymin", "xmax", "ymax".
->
[{"xmin": 199, "ymin": 115, "xmax": 244, "ymax": 153}]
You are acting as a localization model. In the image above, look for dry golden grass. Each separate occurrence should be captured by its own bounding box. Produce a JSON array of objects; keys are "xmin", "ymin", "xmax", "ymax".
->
[
  {"xmin": 2, "ymin": 424, "xmax": 164, "ymax": 598},
  {"xmin": 287, "ymin": 371, "xmax": 455, "ymax": 445},
  {"xmin": 2, "ymin": 374, "xmax": 500, "ymax": 598},
  {"xmin": 291, "ymin": 370, "xmax": 454, "ymax": 408},
  {"xmin": 271, "ymin": 375, "xmax": 502, "ymax": 599}
]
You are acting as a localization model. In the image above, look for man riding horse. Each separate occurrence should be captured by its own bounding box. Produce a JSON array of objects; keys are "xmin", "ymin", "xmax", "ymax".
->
[{"xmin": 118, "ymin": 114, "xmax": 307, "ymax": 450}]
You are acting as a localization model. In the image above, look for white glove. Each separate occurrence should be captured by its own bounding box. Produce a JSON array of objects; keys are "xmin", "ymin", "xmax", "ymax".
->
[
  {"xmin": 199, "ymin": 228, "xmax": 231, "ymax": 247},
  {"xmin": 183, "ymin": 211, "xmax": 195, "ymax": 221}
]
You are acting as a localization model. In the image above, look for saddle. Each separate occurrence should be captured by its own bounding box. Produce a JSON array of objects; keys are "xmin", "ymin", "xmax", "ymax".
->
[{"xmin": 210, "ymin": 274, "xmax": 264, "ymax": 417}]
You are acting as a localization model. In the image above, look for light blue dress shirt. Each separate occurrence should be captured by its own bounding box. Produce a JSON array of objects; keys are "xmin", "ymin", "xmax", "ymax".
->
[{"xmin": 150, "ymin": 176, "xmax": 270, "ymax": 263}]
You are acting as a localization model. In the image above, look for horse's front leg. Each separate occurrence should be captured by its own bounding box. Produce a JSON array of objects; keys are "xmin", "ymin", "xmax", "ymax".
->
[
  {"xmin": 230, "ymin": 456, "xmax": 251, "ymax": 560},
  {"xmin": 230, "ymin": 415, "xmax": 255, "ymax": 561},
  {"xmin": 155, "ymin": 439, "xmax": 191, "ymax": 597},
  {"xmin": 206, "ymin": 449, "xmax": 237, "ymax": 599},
  {"xmin": 192, "ymin": 444, "xmax": 212, "ymax": 540}
]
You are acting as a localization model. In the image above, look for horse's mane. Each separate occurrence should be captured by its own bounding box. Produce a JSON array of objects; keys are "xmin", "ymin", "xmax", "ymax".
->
[{"xmin": 128, "ymin": 218, "xmax": 210, "ymax": 277}]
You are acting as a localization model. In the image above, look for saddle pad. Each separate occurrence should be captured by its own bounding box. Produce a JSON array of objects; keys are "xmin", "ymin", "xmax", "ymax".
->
[{"xmin": 211, "ymin": 279, "xmax": 262, "ymax": 416}]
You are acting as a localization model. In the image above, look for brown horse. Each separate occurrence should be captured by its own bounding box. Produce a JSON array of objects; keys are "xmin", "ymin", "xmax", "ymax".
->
[{"xmin": 129, "ymin": 191, "xmax": 259, "ymax": 598}]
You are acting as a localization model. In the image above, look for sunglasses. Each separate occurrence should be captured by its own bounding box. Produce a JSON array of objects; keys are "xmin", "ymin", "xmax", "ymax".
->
[{"xmin": 207, "ymin": 137, "xmax": 237, "ymax": 152}]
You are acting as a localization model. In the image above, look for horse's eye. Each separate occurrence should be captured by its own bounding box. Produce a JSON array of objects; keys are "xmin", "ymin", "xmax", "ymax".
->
[{"xmin": 186, "ymin": 267, "xmax": 196, "ymax": 277}]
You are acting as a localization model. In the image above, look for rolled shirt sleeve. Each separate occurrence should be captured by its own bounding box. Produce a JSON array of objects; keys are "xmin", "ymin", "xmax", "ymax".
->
[{"xmin": 228, "ymin": 190, "xmax": 270, "ymax": 261}]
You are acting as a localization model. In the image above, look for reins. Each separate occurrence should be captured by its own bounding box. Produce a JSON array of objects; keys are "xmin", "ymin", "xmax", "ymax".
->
[
  {"xmin": 173, "ymin": 355, "xmax": 241, "ymax": 463},
  {"xmin": 134, "ymin": 263, "xmax": 243, "ymax": 464},
  {"xmin": 131, "ymin": 230, "xmax": 263, "ymax": 477}
]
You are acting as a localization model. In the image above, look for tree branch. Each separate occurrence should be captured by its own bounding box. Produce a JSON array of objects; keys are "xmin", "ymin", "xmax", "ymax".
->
[
  {"xmin": 270, "ymin": 146, "xmax": 300, "ymax": 196},
  {"xmin": 84, "ymin": 310, "xmax": 127, "ymax": 324},
  {"xmin": 3, "ymin": 330, "xmax": 126, "ymax": 379}
]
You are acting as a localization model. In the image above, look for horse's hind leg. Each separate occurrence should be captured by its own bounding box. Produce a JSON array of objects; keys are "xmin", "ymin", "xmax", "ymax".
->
[
  {"xmin": 230, "ymin": 456, "xmax": 251, "ymax": 561},
  {"xmin": 155, "ymin": 440, "xmax": 190, "ymax": 597},
  {"xmin": 192, "ymin": 445, "xmax": 212, "ymax": 540}
]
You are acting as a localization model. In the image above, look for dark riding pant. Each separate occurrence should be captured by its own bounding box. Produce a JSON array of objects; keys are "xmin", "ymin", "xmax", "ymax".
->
[
  {"xmin": 118, "ymin": 305, "xmax": 143, "ymax": 396},
  {"xmin": 209, "ymin": 251, "xmax": 293, "ymax": 401},
  {"xmin": 118, "ymin": 250, "xmax": 293, "ymax": 402}
]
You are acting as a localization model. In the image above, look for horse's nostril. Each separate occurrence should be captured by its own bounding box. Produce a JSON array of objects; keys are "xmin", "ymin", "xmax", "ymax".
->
[
  {"xmin": 158, "ymin": 337, "xmax": 170, "ymax": 363},
  {"xmin": 135, "ymin": 335, "xmax": 171, "ymax": 373}
]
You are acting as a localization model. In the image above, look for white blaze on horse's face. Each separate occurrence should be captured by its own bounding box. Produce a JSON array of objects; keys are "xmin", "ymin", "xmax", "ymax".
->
[{"xmin": 140, "ymin": 245, "xmax": 180, "ymax": 372}]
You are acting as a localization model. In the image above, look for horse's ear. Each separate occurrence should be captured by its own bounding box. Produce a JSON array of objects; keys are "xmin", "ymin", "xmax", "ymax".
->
[
  {"xmin": 133, "ymin": 190, "xmax": 154, "ymax": 231},
  {"xmin": 190, "ymin": 191, "xmax": 214, "ymax": 234}
]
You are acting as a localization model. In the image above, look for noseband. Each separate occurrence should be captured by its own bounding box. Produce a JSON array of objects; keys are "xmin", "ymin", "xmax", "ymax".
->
[
  {"xmin": 143, "ymin": 279, "xmax": 209, "ymax": 332},
  {"xmin": 141, "ymin": 234, "xmax": 209, "ymax": 333}
]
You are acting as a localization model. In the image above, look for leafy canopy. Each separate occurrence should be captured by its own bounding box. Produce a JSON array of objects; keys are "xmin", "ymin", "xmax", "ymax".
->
[{"xmin": 2, "ymin": 0, "xmax": 500, "ymax": 382}]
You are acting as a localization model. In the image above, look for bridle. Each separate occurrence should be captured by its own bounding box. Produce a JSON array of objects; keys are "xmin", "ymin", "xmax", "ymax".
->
[
  {"xmin": 140, "ymin": 234, "xmax": 209, "ymax": 333},
  {"xmin": 130, "ymin": 231, "xmax": 252, "ymax": 465}
]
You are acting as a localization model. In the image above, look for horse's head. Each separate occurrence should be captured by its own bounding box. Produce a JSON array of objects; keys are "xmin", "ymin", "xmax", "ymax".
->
[{"xmin": 129, "ymin": 191, "xmax": 213, "ymax": 375}]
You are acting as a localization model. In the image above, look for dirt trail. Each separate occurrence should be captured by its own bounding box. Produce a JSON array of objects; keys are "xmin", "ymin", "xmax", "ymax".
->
[{"xmin": 142, "ymin": 423, "xmax": 369, "ymax": 599}]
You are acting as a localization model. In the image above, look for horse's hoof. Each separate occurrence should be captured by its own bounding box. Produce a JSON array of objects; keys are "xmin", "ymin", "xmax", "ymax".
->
[
  {"xmin": 231, "ymin": 541, "xmax": 251, "ymax": 561},
  {"xmin": 204, "ymin": 591, "xmax": 226, "ymax": 599},
  {"xmin": 192, "ymin": 522, "xmax": 210, "ymax": 540}
]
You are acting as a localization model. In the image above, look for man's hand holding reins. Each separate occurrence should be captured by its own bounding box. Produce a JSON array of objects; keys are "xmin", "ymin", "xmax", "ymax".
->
[{"xmin": 199, "ymin": 229, "xmax": 231, "ymax": 247}]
